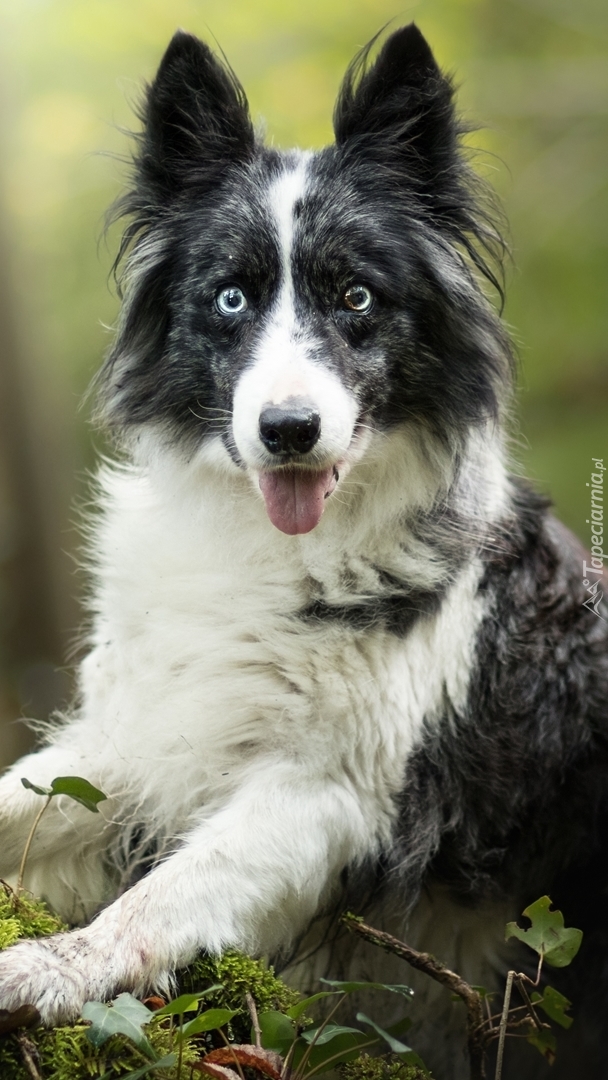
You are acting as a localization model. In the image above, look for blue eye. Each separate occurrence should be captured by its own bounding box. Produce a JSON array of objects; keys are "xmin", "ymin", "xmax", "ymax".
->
[
  {"xmin": 343, "ymin": 285, "xmax": 373, "ymax": 314},
  {"xmin": 216, "ymin": 286, "xmax": 248, "ymax": 315}
]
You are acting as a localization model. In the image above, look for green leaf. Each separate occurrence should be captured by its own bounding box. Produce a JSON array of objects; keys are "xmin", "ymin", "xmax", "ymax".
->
[
  {"xmin": 301, "ymin": 1023, "xmax": 363, "ymax": 1045},
  {"xmin": 82, "ymin": 993, "xmax": 155, "ymax": 1056},
  {"xmin": 286, "ymin": 992, "xmax": 340, "ymax": 1020},
  {"xmin": 399, "ymin": 1052, "xmax": 431, "ymax": 1076},
  {"xmin": 531, "ymin": 986, "xmax": 574, "ymax": 1029},
  {"xmin": 385, "ymin": 1015, "xmax": 413, "ymax": 1038},
  {"xmin": 527, "ymin": 1026, "xmax": 557, "ymax": 1064},
  {"xmin": 178, "ymin": 1007, "xmax": 238, "ymax": 1038},
  {"xmin": 294, "ymin": 1030, "xmax": 374, "ymax": 1075},
  {"xmin": 505, "ymin": 896, "xmax": 583, "ymax": 967},
  {"xmin": 356, "ymin": 1013, "xmax": 413, "ymax": 1054},
  {"xmin": 154, "ymin": 986, "xmax": 224, "ymax": 1018},
  {"xmin": 258, "ymin": 1010, "xmax": 297, "ymax": 1054},
  {"xmin": 21, "ymin": 778, "xmax": 53, "ymax": 797},
  {"xmin": 120, "ymin": 1055, "xmax": 178, "ymax": 1079},
  {"xmin": 319, "ymin": 979, "xmax": 413, "ymax": 999},
  {"xmin": 49, "ymin": 776, "xmax": 107, "ymax": 813}
]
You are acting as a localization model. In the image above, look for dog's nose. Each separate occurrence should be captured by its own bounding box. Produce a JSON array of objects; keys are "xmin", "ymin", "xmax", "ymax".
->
[{"xmin": 259, "ymin": 402, "xmax": 321, "ymax": 456}]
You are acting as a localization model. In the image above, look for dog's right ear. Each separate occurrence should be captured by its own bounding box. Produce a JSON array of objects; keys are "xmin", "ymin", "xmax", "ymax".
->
[{"xmin": 137, "ymin": 31, "xmax": 255, "ymax": 200}]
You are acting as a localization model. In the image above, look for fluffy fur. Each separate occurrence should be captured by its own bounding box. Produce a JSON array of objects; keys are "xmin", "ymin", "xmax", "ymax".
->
[{"xmin": 0, "ymin": 25, "xmax": 606, "ymax": 1079}]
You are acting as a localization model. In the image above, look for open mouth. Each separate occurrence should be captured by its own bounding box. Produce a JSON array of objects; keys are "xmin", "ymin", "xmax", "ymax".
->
[{"xmin": 258, "ymin": 465, "xmax": 339, "ymax": 535}]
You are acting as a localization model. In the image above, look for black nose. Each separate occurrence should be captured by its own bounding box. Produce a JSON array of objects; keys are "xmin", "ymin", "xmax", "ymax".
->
[{"xmin": 259, "ymin": 403, "xmax": 321, "ymax": 456}]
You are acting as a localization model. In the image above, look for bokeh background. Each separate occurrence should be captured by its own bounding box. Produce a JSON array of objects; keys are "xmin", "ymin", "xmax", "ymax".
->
[{"xmin": 0, "ymin": 0, "xmax": 606, "ymax": 768}]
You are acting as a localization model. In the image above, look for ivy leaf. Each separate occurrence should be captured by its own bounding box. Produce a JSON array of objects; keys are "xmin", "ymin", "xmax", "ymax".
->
[
  {"xmin": 320, "ymin": 979, "xmax": 413, "ymax": 999},
  {"xmin": 527, "ymin": 1026, "xmax": 557, "ymax": 1064},
  {"xmin": 531, "ymin": 986, "xmax": 574, "ymax": 1029},
  {"xmin": 21, "ymin": 779, "xmax": 53, "ymax": 797},
  {"xmin": 21, "ymin": 776, "xmax": 107, "ymax": 813},
  {"xmin": 48, "ymin": 776, "xmax": 107, "ymax": 812},
  {"xmin": 179, "ymin": 1008, "xmax": 239, "ymax": 1039},
  {"xmin": 154, "ymin": 987, "xmax": 224, "ymax": 1018},
  {"xmin": 82, "ymin": 993, "xmax": 155, "ymax": 1056},
  {"xmin": 258, "ymin": 1011, "xmax": 296, "ymax": 1054},
  {"xmin": 505, "ymin": 896, "xmax": 583, "ymax": 967}
]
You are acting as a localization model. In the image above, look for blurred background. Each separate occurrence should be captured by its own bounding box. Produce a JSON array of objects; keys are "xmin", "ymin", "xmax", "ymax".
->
[{"xmin": 0, "ymin": 0, "xmax": 606, "ymax": 768}]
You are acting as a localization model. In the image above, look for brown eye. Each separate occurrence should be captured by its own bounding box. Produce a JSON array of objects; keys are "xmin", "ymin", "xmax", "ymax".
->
[{"xmin": 342, "ymin": 285, "xmax": 373, "ymax": 313}]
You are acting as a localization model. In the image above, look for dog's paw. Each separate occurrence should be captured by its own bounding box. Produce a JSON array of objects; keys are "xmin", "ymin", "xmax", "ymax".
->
[{"xmin": 0, "ymin": 935, "xmax": 91, "ymax": 1024}]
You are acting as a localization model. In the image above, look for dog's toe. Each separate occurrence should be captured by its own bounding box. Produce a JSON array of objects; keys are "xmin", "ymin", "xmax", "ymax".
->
[{"xmin": 0, "ymin": 938, "xmax": 89, "ymax": 1024}]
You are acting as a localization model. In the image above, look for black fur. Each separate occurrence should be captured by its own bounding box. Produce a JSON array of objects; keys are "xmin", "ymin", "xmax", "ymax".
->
[
  {"xmin": 98, "ymin": 25, "xmax": 512, "ymax": 451},
  {"xmin": 98, "ymin": 27, "xmax": 608, "ymax": 1077}
]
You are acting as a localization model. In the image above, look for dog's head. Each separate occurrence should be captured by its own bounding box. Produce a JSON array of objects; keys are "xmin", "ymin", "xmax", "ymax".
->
[{"xmin": 99, "ymin": 26, "xmax": 512, "ymax": 535}]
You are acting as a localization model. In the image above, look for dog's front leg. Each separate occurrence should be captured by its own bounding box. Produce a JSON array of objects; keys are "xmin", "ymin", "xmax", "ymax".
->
[
  {"xmin": 0, "ymin": 760, "xmax": 374, "ymax": 1022},
  {"xmin": 0, "ymin": 743, "xmax": 112, "ymax": 882}
]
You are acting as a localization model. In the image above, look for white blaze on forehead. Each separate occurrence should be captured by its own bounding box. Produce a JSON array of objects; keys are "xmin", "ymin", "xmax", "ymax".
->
[
  {"xmin": 268, "ymin": 155, "xmax": 310, "ymax": 308},
  {"xmin": 231, "ymin": 152, "xmax": 359, "ymax": 478}
]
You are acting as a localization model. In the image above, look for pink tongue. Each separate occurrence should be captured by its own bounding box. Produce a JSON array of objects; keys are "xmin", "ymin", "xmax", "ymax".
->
[{"xmin": 259, "ymin": 467, "xmax": 337, "ymax": 535}]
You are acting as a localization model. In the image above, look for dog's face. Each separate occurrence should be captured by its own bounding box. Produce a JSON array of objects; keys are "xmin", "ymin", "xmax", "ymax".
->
[{"xmin": 101, "ymin": 26, "xmax": 511, "ymax": 534}]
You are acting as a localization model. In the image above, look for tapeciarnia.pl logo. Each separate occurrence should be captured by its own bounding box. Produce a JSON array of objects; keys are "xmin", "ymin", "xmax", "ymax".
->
[{"xmin": 582, "ymin": 457, "xmax": 605, "ymax": 620}]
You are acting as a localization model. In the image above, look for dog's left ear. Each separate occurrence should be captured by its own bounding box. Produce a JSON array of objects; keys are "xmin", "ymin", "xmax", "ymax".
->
[{"xmin": 334, "ymin": 25, "xmax": 460, "ymax": 203}]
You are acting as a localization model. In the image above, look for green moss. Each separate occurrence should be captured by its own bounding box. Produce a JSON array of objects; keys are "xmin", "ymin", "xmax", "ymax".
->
[
  {"xmin": 180, "ymin": 950, "xmax": 300, "ymax": 1041},
  {"xmin": 0, "ymin": 916, "xmax": 21, "ymax": 950},
  {"xmin": 0, "ymin": 1037, "xmax": 25, "ymax": 1080},
  {"xmin": 0, "ymin": 897, "xmax": 290, "ymax": 1080},
  {"xmin": 340, "ymin": 1052, "xmax": 431, "ymax": 1080},
  {"xmin": 0, "ymin": 885, "xmax": 66, "ymax": 945},
  {"xmin": 2, "ymin": 1017, "xmax": 200, "ymax": 1080},
  {"xmin": 0, "ymin": 890, "xmax": 312, "ymax": 1077}
]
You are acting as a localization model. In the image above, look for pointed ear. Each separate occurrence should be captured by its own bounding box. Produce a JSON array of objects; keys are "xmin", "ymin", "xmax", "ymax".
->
[
  {"xmin": 333, "ymin": 25, "xmax": 459, "ymax": 199},
  {"xmin": 138, "ymin": 31, "xmax": 255, "ymax": 200}
]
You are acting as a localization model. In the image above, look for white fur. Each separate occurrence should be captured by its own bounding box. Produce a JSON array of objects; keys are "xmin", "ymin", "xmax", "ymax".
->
[
  {"xmin": 0, "ymin": 151, "xmax": 511, "ymax": 1017},
  {"xmin": 0, "ymin": 412, "xmax": 507, "ymax": 1022},
  {"xmin": 232, "ymin": 158, "xmax": 359, "ymax": 474}
]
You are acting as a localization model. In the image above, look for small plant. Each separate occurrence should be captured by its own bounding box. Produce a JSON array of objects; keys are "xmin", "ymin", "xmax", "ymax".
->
[
  {"xmin": 16, "ymin": 776, "xmax": 107, "ymax": 897},
  {"xmin": 0, "ymin": 794, "xmax": 584, "ymax": 1080},
  {"xmin": 493, "ymin": 896, "xmax": 582, "ymax": 1076},
  {"xmin": 75, "ymin": 976, "xmax": 425, "ymax": 1080},
  {"xmin": 343, "ymin": 897, "xmax": 582, "ymax": 1080}
]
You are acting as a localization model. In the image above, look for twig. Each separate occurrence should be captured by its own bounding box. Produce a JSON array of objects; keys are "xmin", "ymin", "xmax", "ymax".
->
[
  {"xmin": 342, "ymin": 914, "xmax": 487, "ymax": 1080},
  {"xmin": 494, "ymin": 970, "xmax": 514, "ymax": 1080},
  {"xmin": 484, "ymin": 995, "xmax": 494, "ymax": 1032},
  {"xmin": 293, "ymin": 993, "xmax": 346, "ymax": 1080},
  {"xmin": 16, "ymin": 1034, "xmax": 43, "ymax": 1080},
  {"xmin": 246, "ymin": 992, "xmax": 262, "ymax": 1049},
  {"xmin": 16, "ymin": 795, "xmax": 52, "ymax": 898},
  {"xmin": 217, "ymin": 1027, "xmax": 246, "ymax": 1080},
  {"xmin": 514, "ymin": 977, "xmax": 543, "ymax": 1032}
]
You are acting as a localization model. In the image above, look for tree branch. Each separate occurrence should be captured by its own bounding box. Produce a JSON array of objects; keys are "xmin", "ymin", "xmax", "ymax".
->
[{"xmin": 341, "ymin": 913, "xmax": 487, "ymax": 1080}]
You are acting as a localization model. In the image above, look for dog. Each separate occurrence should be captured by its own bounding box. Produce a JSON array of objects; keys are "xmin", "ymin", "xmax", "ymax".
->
[{"xmin": 0, "ymin": 24, "xmax": 607, "ymax": 1079}]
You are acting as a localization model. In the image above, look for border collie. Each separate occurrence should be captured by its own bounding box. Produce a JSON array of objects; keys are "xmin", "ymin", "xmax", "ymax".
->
[{"xmin": 0, "ymin": 25, "xmax": 606, "ymax": 1078}]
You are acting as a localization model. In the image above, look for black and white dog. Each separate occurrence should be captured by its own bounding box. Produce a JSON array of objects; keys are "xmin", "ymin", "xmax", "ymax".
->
[{"xmin": 0, "ymin": 25, "xmax": 607, "ymax": 1078}]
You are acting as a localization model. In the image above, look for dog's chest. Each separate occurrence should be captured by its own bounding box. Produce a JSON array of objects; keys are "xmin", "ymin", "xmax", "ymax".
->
[{"xmin": 83, "ymin": 468, "xmax": 487, "ymax": 836}]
